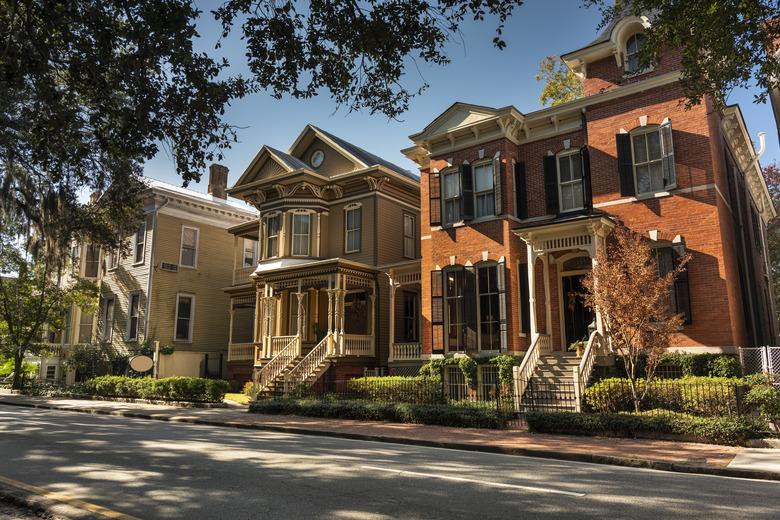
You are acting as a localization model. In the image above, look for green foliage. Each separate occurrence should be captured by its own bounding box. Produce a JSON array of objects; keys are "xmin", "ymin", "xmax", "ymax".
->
[
  {"xmin": 584, "ymin": 377, "xmax": 746, "ymax": 417},
  {"xmin": 488, "ymin": 354, "xmax": 524, "ymax": 386},
  {"xmin": 535, "ymin": 55, "xmax": 583, "ymax": 107},
  {"xmin": 418, "ymin": 355, "xmax": 499, "ymax": 388},
  {"xmin": 249, "ymin": 398, "xmax": 507, "ymax": 429},
  {"xmin": 0, "ymin": 358, "xmax": 37, "ymax": 377},
  {"xmin": 345, "ymin": 376, "xmax": 443, "ymax": 404},
  {"xmin": 81, "ymin": 376, "xmax": 229, "ymax": 403},
  {"xmin": 611, "ymin": 353, "xmax": 742, "ymax": 379},
  {"xmin": 745, "ymin": 376, "xmax": 780, "ymax": 426},
  {"xmin": 526, "ymin": 411, "xmax": 770, "ymax": 446},
  {"xmin": 65, "ymin": 344, "xmax": 129, "ymax": 381},
  {"xmin": 158, "ymin": 345, "xmax": 175, "ymax": 356}
]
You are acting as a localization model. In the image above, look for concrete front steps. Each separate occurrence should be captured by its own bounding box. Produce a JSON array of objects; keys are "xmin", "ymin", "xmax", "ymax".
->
[{"xmin": 521, "ymin": 352, "xmax": 580, "ymax": 413}]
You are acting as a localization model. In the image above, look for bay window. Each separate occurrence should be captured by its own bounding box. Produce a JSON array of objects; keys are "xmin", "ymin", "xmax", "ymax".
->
[{"xmin": 265, "ymin": 214, "xmax": 280, "ymax": 258}]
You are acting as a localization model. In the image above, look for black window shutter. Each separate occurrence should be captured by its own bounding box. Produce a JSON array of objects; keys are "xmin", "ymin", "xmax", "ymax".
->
[
  {"xmin": 616, "ymin": 133, "xmax": 636, "ymax": 196},
  {"xmin": 460, "ymin": 163, "xmax": 474, "ymax": 221},
  {"xmin": 514, "ymin": 161, "xmax": 528, "ymax": 219},
  {"xmin": 543, "ymin": 155, "xmax": 559, "ymax": 215},
  {"xmin": 581, "ymin": 145, "xmax": 593, "ymax": 212},
  {"xmin": 497, "ymin": 261, "xmax": 508, "ymax": 351},
  {"xmin": 519, "ymin": 263, "xmax": 530, "ymax": 333},
  {"xmin": 430, "ymin": 270, "xmax": 445, "ymax": 353},
  {"xmin": 463, "ymin": 265, "xmax": 477, "ymax": 350},
  {"xmin": 674, "ymin": 250, "xmax": 692, "ymax": 325},
  {"xmin": 429, "ymin": 172, "xmax": 441, "ymax": 226}
]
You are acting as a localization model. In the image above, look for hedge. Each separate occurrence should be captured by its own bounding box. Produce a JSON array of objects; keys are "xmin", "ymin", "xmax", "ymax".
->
[
  {"xmin": 249, "ymin": 398, "xmax": 507, "ymax": 429},
  {"xmin": 81, "ymin": 376, "xmax": 230, "ymax": 403},
  {"xmin": 609, "ymin": 353, "xmax": 742, "ymax": 379},
  {"xmin": 526, "ymin": 411, "xmax": 770, "ymax": 446},
  {"xmin": 345, "ymin": 376, "xmax": 443, "ymax": 404},
  {"xmin": 583, "ymin": 377, "xmax": 746, "ymax": 417}
]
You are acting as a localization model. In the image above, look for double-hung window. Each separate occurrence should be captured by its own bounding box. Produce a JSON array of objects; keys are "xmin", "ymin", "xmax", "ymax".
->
[
  {"xmin": 134, "ymin": 221, "xmax": 146, "ymax": 264},
  {"xmin": 443, "ymin": 170, "xmax": 461, "ymax": 225},
  {"xmin": 292, "ymin": 213, "xmax": 310, "ymax": 256},
  {"xmin": 345, "ymin": 205, "xmax": 361, "ymax": 253},
  {"xmin": 473, "ymin": 163, "xmax": 495, "ymax": 218},
  {"xmin": 402, "ymin": 291, "xmax": 419, "ymax": 342},
  {"xmin": 106, "ymin": 249, "xmax": 119, "ymax": 271},
  {"xmin": 127, "ymin": 293, "xmax": 141, "ymax": 341},
  {"xmin": 477, "ymin": 264, "xmax": 501, "ymax": 350},
  {"xmin": 175, "ymin": 294, "xmax": 194, "ymax": 342},
  {"xmin": 558, "ymin": 151, "xmax": 584, "ymax": 212},
  {"xmin": 265, "ymin": 215, "xmax": 280, "ymax": 258},
  {"xmin": 100, "ymin": 297, "xmax": 115, "ymax": 342},
  {"xmin": 444, "ymin": 268, "xmax": 466, "ymax": 351},
  {"xmin": 631, "ymin": 123, "xmax": 675, "ymax": 195},
  {"xmin": 625, "ymin": 33, "xmax": 645, "ymax": 74},
  {"xmin": 403, "ymin": 213, "xmax": 416, "ymax": 259},
  {"xmin": 77, "ymin": 310, "xmax": 94, "ymax": 344},
  {"xmin": 243, "ymin": 238, "xmax": 259, "ymax": 268},
  {"xmin": 180, "ymin": 226, "xmax": 199, "ymax": 268},
  {"xmin": 655, "ymin": 246, "xmax": 691, "ymax": 324}
]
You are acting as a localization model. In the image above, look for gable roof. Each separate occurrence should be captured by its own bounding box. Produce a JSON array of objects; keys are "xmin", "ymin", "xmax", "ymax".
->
[
  {"xmin": 310, "ymin": 126, "xmax": 417, "ymax": 181},
  {"xmin": 142, "ymin": 177, "xmax": 256, "ymax": 215},
  {"xmin": 266, "ymin": 145, "xmax": 310, "ymax": 171}
]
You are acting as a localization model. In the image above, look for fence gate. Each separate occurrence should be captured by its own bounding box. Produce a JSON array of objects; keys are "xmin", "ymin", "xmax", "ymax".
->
[{"xmin": 739, "ymin": 346, "xmax": 780, "ymax": 374}]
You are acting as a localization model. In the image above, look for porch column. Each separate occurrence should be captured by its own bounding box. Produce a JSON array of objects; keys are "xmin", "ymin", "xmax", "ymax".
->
[
  {"xmin": 542, "ymin": 254, "xmax": 552, "ymax": 342},
  {"xmin": 526, "ymin": 242, "xmax": 538, "ymax": 342},
  {"xmin": 294, "ymin": 291, "xmax": 305, "ymax": 341},
  {"xmin": 337, "ymin": 275, "xmax": 346, "ymax": 356},
  {"xmin": 591, "ymin": 234, "xmax": 605, "ymax": 336},
  {"xmin": 326, "ymin": 288, "xmax": 335, "ymax": 355},
  {"xmin": 315, "ymin": 212, "xmax": 322, "ymax": 257},
  {"xmin": 388, "ymin": 275, "xmax": 398, "ymax": 362},
  {"xmin": 369, "ymin": 281, "xmax": 376, "ymax": 355}
]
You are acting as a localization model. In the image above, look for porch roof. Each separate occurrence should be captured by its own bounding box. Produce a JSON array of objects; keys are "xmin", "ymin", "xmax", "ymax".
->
[
  {"xmin": 251, "ymin": 257, "xmax": 379, "ymax": 283},
  {"xmin": 511, "ymin": 210, "xmax": 614, "ymax": 234}
]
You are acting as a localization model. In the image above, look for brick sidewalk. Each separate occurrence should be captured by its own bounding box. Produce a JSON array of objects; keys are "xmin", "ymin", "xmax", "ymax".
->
[{"xmin": 1, "ymin": 393, "xmax": 777, "ymax": 480}]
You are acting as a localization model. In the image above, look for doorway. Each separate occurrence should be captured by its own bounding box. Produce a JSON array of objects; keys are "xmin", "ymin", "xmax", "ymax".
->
[{"xmin": 561, "ymin": 274, "xmax": 594, "ymax": 349}]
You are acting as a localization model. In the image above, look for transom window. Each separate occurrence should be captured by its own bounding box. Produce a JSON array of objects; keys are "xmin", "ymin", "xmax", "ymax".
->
[
  {"xmin": 345, "ymin": 205, "xmax": 362, "ymax": 253},
  {"xmin": 265, "ymin": 215, "xmax": 280, "ymax": 258},
  {"xmin": 179, "ymin": 226, "xmax": 199, "ymax": 268},
  {"xmin": 292, "ymin": 213, "xmax": 311, "ymax": 256},
  {"xmin": 557, "ymin": 151, "xmax": 584, "ymax": 212},
  {"xmin": 175, "ymin": 294, "xmax": 195, "ymax": 342},
  {"xmin": 625, "ymin": 33, "xmax": 645, "ymax": 74},
  {"xmin": 631, "ymin": 123, "xmax": 675, "ymax": 195},
  {"xmin": 443, "ymin": 170, "xmax": 461, "ymax": 225},
  {"xmin": 473, "ymin": 163, "xmax": 495, "ymax": 218}
]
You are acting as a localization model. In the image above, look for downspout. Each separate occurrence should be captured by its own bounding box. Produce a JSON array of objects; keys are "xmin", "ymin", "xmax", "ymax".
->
[{"xmin": 144, "ymin": 197, "xmax": 169, "ymax": 354}]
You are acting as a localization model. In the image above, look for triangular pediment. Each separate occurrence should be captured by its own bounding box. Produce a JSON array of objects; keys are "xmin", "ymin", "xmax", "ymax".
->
[
  {"xmin": 412, "ymin": 103, "xmax": 505, "ymax": 141},
  {"xmin": 233, "ymin": 146, "xmax": 297, "ymax": 189}
]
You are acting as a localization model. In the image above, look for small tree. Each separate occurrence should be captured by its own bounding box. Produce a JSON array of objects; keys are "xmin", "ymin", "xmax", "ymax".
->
[
  {"xmin": 581, "ymin": 226, "xmax": 689, "ymax": 412},
  {"xmin": 535, "ymin": 55, "xmax": 583, "ymax": 107}
]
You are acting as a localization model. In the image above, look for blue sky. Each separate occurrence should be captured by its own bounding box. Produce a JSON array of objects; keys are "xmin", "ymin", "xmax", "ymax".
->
[{"xmin": 143, "ymin": 1, "xmax": 778, "ymax": 193}]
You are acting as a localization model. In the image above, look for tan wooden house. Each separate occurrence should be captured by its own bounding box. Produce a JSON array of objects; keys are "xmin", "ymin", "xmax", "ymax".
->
[{"xmin": 224, "ymin": 125, "xmax": 422, "ymax": 388}]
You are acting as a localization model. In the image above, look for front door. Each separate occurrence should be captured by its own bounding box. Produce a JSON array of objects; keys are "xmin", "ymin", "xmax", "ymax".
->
[{"xmin": 562, "ymin": 274, "xmax": 594, "ymax": 348}]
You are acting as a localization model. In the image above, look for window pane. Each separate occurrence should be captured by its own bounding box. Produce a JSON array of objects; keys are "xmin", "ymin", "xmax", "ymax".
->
[
  {"xmin": 181, "ymin": 247, "xmax": 196, "ymax": 267},
  {"xmin": 444, "ymin": 172, "xmax": 460, "ymax": 198},
  {"xmin": 572, "ymin": 180, "xmax": 584, "ymax": 209},
  {"xmin": 558, "ymin": 155, "xmax": 571, "ymax": 182},
  {"xmin": 476, "ymin": 193, "xmax": 495, "ymax": 218},
  {"xmin": 646, "ymin": 131, "xmax": 662, "ymax": 160},
  {"xmin": 636, "ymin": 164, "xmax": 652, "ymax": 193},
  {"xmin": 561, "ymin": 184, "xmax": 574, "ymax": 211},
  {"xmin": 474, "ymin": 164, "xmax": 493, "ymax": 192},
  {"xmin": 182, "ymin": 228, "xmax": 197, "ymax": 247},
  {"xmin": 632, "ymin": 134, "xmax": 647, "ymax": 163},
  {"xmin": 445, "ymin": 200, "xmax": 460, "ymax": 223},
  {"xmin": 570, "ymin": 154, "xmax": 582, "ymax": 179},
  {"xmin": 649, "ymin": 161, "xmax": 665, "ymax": 191}
]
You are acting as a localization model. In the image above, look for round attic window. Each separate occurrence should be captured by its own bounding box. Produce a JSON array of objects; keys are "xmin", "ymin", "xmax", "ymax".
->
[{"xmin": 311, "ymin": 149, "xmax": 325, "ymax": 168}]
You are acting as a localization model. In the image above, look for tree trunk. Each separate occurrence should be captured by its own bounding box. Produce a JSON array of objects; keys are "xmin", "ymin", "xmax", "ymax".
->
[{"xmin": 11, "ymin": 351, "xmax": 24, "ymax": 390}]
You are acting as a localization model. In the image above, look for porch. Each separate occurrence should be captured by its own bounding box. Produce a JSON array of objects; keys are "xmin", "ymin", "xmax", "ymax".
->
[{"xmin": 387, "ymin": 261, "xmax": 423, "ymax": 373}]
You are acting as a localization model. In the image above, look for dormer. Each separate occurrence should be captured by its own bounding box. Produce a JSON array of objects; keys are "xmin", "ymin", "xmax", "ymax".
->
[{"xmin": 561, "ymin": 13, "xmax": 679, "ymax": 96}]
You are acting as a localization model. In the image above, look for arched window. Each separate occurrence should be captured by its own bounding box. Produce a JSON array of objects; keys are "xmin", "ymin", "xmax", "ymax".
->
[{"xmin": 625, "ymin": 33, "xmax": 645, "ymax": 74}]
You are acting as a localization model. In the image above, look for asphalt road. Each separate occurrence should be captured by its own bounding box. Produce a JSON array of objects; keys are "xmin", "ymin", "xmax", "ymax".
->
[{"xmin": 1, "ymin": 406, "xmax": 779, "ymax": 519}]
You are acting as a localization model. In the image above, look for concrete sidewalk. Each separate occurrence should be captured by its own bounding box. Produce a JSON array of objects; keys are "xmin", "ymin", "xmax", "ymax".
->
[{"xmin": 1, "ymin": 393, "xmax": 778, "ymax": 481}]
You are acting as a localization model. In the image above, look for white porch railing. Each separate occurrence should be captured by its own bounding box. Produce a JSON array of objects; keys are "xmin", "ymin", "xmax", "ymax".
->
[
  {"xmin": 271, "ymin": 336, "xmax": 298, "ymax": 357},
  {"xmin": 227, "ymin": 343, "xmax": 254, "ymax": 362},
  {"xmin": 233, "ymin": 265, "xmax": 255, "ymax": 285},
  {"xmin": 572, "ymin": 331, "xmax": 601, "ymax": 412},
  {"xmin": 390, "ymin": 342, "xmax": 421, "ymax": 361},
  {"xmin": 285, "ymin": 334, "xmax": 330, "ymax": 392},
  {"xmin": 537, "ymin": 334, "xmax": 552, "ymax": 354},
  {"xmin": 253, "ymin": 336, "xmax": 299, "ymax": 395},
  {"xmin": 512, "ymin": 334, "xmax": 548, "ymax": 413},
  {"xmin": 342, "ymin": 334, "xmax": 374, "ymax": 356}
]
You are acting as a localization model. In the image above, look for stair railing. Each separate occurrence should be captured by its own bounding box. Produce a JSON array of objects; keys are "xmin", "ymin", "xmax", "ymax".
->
[
  {"xmin": 572, "ymin": 331, "xmax": 601, "ymax": 412},
  {"xmin": 512, "ymin": 334, "xmax": 548, "ymax": 413},
  {"xmin": 253, "ymin": 335, "xmax": 299, "ymax": 396},
  {"xmin": 284, "ymin": 333, "xmax": 330, "ymax": 394}
]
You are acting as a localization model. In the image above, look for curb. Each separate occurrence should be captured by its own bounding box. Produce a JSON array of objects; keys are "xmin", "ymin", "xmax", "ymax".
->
[{"xmin": 3, "ymin": 399, "xmax": 780, "ymax": 482}]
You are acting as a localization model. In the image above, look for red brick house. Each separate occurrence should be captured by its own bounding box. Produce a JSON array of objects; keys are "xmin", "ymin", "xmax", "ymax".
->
[{"xmin": 402, "ymin": 12, "xmax": 777, "ymax": 383}]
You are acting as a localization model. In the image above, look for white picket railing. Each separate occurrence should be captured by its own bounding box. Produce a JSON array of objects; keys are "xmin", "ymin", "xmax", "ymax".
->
[
  {"xmin": 343, "ymin": 334, "xmax": 374, "ymax": 356},
  {"xmin": 285, "ymin": 334, "xmax": 330, "ymax": 392},
  {"xmin": 573, "ymin": 331, "xmax": 601, "ymax": 412},
  {"xmin": 271, "ymin": 335, "xmax": 298, "ymax": 357},
  {"xmin": 512, "ymin": 334, "xmax": 548, "ymax": 413},
  {"xmin": 253, "ymin": 336, "xmax": 299, "ymax": 395},
  {"xmin": 233, "ymin": 265, "xmax": 255, "ymax": 285},
  {"xmin": 227, "ymin": 343, "xmax": 254, "ymax": 362},
  {"xmin": 391, "ymin": 342, "xmax": 421, "ymax": 361}
]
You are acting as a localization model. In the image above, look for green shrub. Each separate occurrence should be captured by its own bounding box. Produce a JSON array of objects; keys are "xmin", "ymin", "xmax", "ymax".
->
[
  {"xmin": 745, "ymin": 377, "xmax": 780, "ymax": 426},
  {"xmin": 526, "ymin": 411, "xmax": 769, "ymax": 446},
  {"xmin": 611, "ymin": 353, "xmax": 742, "ymax": 379},
  {"xmin": 346, "ymin": 376, "xmax": 443, "ymax": 404},
  {"xmin": 249, "ymin": 398, "xmax": 507, "ymax": 429},
  {"xmin": 583, "ymin": 377, "xmax": 746, "ymax": 417},
  {"xmin": 242, "ymin": 381, "xmax": 255, "ymax": 397},
  {"xmin": 488, "ymin": 354, "xmax": 524, "ymax": 386},
  {"xmin": 81, "ymin": 375, "xmax": 229, "ymax": 403}
]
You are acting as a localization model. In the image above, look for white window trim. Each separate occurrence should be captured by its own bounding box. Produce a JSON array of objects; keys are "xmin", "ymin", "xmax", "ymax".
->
[
  {"xmin": 441, "ymin": 169, "xmax": 462, "ymax": 226},
  {"xmin": 630, "ymin": 125, "xmax": 677, "ymax": 196},
  {"xmin": 403, "ymin": 213, "xmax": 416, "ymax": 259},
  {"xmin": 107, "ymin": 249, "xmax": 119, "ymax": 271},
  {"xmin": 100, "ymin": 296, "xmax": 115, "ymax": 342},
  {"xmin": 179, "ymin": 225, "xmax": 200, "ymax": 269},
  {"xmin": 344, "ymin": 203, "xmax": 362, "ymax": 254},
  {"xmin": 264, "ymin": 213, "xmax": 281, "ymax": 260},
  {"xmin": 126, "ymin": 291, "xmax": 141, "ymax": 341},
  {"xmin": 242, "ymin": 238, "xmax": 259, "ymax": 268},
  {"xmin": 622, "ymin": 32, "xmax": 654, "ymax": 77},
  {"xmin": 472, "ymin": 160, "xmax": 496, "ymax": 219},
  {"xmin": 291, "ymin": 211, "xmax": 311, "ymax": 257},
  {"xmin": 133, "ymin": 221, "xmax": 146, "ymax": 266},
  {"xmin": 174, "ymin": 293, "xmax": 196, "ymax": 343},
  {"xmin": 557, "ymin": 149, "xmax": 585, "ymax": 213}
]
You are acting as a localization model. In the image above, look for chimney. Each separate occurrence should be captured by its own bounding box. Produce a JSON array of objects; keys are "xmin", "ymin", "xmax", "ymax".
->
[{"xmin": 208, "ymin": 163, "xmax": 229, "ymax": 200}]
